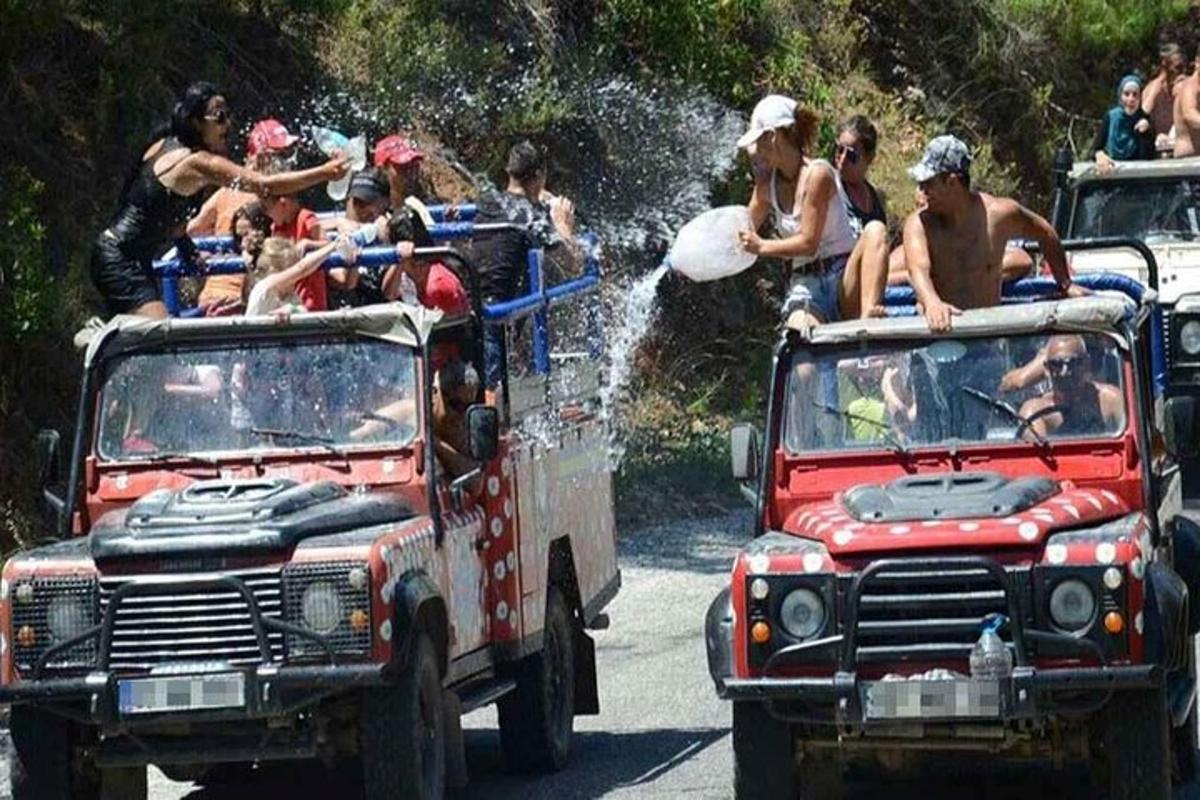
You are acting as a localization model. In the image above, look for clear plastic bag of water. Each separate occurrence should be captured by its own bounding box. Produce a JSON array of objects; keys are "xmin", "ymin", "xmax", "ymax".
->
[
  {"xmin": 666, "ymin": 205, "xmax": 758, "ymax": 283},
  {"xmin": 311, "ymin": 126, "xmax": 367, "ymax": 202},
  {"xmin": 969, "ymin": 615, "xmax": 1012, "ymax": 680}
]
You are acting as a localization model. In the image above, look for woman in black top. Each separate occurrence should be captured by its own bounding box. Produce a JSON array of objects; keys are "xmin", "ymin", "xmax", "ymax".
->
[
  {"xmin": 91, "ymin": 82, "xmax": 348, "ymax": 318},
  {"xmin": 834, "ymin": 115, "xmax": 887, "ymax": 235}
]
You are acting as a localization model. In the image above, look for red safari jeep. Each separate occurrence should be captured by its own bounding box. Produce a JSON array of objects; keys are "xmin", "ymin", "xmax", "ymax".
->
[
  {"xmin": 1, "ymin": 300, "xmax": 619, "ymax": 798},
  {"xmin": 706, "ymin": 290, "xmax": 1200, "ymax": 799}
]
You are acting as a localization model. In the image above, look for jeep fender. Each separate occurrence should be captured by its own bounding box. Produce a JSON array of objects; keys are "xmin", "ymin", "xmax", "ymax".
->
[
  {"xmin": 705, "ymin": 587, "xmax": 733, "ymax": 692},
  {"xmin": 389, "ymin": 571, "xmax": 449, "ymax": 677}
]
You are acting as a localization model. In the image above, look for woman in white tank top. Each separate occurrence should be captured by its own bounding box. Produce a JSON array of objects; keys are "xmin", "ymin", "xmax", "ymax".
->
[{"xmin": 736, "ymin": 95, "xmax": 889, "ymax": 323}]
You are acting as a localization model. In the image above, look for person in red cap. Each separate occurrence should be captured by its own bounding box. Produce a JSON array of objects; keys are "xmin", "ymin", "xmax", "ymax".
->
[
  {"xmin": 191, "ymin": 118, "xmax": 301, "ymax": 312},
  {"xmin": 374, "ymin": 134, "xmax": 449, "ymax": 224}
]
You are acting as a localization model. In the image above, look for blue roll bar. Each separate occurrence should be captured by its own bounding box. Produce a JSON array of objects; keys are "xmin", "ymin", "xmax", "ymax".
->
[{"xmin": 189, "ymin": 220, "xmax": 503, "ymax": 254}]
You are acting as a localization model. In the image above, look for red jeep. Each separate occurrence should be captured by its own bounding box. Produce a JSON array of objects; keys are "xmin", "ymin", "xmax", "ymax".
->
[
  {"xmin": 706, "ymin": 290, "xmax": 1200, "ymax": 799},
  {"xmin": 1, "ymin": 298, "xmax": 619, "ymax": 798}
]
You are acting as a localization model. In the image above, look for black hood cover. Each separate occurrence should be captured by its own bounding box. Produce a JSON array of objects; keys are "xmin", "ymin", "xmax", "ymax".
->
[
  {"xmin": 90, "ymin": 478, "xmax": 414, "ymax": 560},
  {"xmin": 842, "ymin": 472, "xmax": 1059, "ymax": 523}
]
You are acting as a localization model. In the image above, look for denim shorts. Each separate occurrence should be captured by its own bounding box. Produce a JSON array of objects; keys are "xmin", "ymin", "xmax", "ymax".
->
[{"xmin": 783, "ymin": 253, "xmax": 850, "ymax": 323}]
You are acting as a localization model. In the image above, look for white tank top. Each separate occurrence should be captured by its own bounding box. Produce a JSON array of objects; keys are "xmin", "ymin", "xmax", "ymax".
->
[{"xmin": 770, "ymin": 159, "xmax": 857, "ymax": 266}]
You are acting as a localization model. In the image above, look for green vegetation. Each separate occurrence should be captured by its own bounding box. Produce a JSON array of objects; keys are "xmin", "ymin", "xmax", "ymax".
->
[{"xmin": 0, "ymin": 0, "xmax": 1192, "ymax": 539}]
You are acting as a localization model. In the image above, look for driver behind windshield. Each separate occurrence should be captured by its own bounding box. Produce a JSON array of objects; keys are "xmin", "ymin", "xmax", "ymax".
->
[{"xmin": 1018, "ymin": 334, "xmax": 1124, "ymax": 439}]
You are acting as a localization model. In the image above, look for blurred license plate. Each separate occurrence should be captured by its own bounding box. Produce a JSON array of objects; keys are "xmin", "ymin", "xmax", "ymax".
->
[
  {"xmin": 118, "ymin": 673, "xmax": 245, "ymax": 715},
  {"xmin": 863, "ymin": 679, "xmax": 1000, "ymax": 720}
]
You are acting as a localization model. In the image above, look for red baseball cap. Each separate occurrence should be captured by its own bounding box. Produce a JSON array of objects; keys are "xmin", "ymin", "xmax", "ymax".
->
[
  {"xmin": 246, "ymin": 119, "xmax": 299, "ymax": 157},
  {"xmin": 374, "ymin": 134, "xmax": 424, "ymax": 168}
]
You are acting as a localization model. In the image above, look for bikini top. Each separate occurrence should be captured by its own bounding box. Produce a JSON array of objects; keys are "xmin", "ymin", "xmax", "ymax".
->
[{"xmin": 105, "ymin": 137, "xmax": 206, "ymax": 261}]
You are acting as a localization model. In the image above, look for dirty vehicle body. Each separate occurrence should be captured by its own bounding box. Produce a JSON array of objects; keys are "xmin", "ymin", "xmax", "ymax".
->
[
  {"xmin": 2, "ymin": 283, "xmax": 619, "ymax": 797},
  {"xmin": 706, "ymin": 284, "xmax": 1200, "ymax": 799},
  {"xmin": 1052, "ymin": 156, "xmax": 1200, "ymax": 492}
]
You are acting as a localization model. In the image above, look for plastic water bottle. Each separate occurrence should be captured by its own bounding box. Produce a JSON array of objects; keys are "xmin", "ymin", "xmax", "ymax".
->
[
  {"xmin": 666, "ymin": 205, "xmax": 758, "ymax": 283},
  {"xmin": 969, "ymin": 614, "xmax": 1013, "ymax": 680},
  {"xmin": 350, "ymin": 224, "xmax": 378, "ymax": 248},
  {"xmin": 312, "ymin": 126, "xmax": 367, "ymax": 202}
]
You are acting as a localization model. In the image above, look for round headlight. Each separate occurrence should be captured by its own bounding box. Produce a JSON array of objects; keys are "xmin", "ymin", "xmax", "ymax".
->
[
  {"xmin": 1049, "ymin": 579, "xmax": 1097, "ymax": 631},
  {"xmin": 779, "ymin": 588, "xmax": 825, "ymax": 640},
  {"xmin": 1181, "ymin": 320, "xmax": 1200, "ymax": 356},
  {"xmin": 301, "ymin": 582, "xmax": 342, "ymax": 635},
  {"xmin": 46, "ymin": 596, "xmax": 89, "ymax": 643}
]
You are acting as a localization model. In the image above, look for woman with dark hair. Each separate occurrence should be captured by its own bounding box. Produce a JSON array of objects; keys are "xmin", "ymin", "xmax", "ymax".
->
[
  {"xmin": 737, "ymin": 95, "xmax": 888, "ymax": 323},
  {"xmin": 91, "ymin": 81, "xmax": 347, "ymax": 318},
  {"xmin": 834, "ymin": 115, "xmax": 886, "ymax": 234}
]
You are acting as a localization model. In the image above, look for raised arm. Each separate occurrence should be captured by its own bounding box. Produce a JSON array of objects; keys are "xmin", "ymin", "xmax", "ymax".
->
[
  {"xmin": 902, "ymin": 211, "xmax": 956, "ymax": 332},
  {"xmin": 185, "ymin": 151, "xmax": 347, "ymax": 197},
  {"xmin": 258, "ymin": 239, "xmax": 340, "ymax": 299}
]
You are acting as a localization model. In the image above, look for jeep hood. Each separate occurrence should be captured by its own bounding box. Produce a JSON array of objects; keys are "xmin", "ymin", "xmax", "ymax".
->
[
  {"xmin": 89, "ymin": 478, "xmax": 415, "ymax": 560},
  {"xmin": 781, "ymin": 472, "xmax": 1130, "ymax": 556}
]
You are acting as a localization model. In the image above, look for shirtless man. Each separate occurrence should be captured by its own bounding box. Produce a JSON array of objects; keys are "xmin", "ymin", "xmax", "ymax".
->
[
  {"xmin": 1018, "ymin": 335, "xmax": 1124, "ymax": 439},
  {"xmin": 903, "ymin": 135, "xmax": 1083, "ymax": 332},
  {"xmin": 1174, "ymin": 40, "xmax": 1200, "ymax": 157},
  {"xmin": 1143, "ymin": 37, "xmax": 1188, "ymax": 148}
]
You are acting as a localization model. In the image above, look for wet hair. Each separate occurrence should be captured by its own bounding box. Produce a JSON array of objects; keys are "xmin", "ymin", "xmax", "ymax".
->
[
  {"xmin": 437, "ymin": 360, "xmax": 480, "ymax": 397},
  {"xmin": 776, "ymin": 106, "xmax": 820, "ymax": 155},
  {"xmin": 506, "ymin": 140, "xmax": 546, "ymax": 182},
  {"xmin": 386, "ymin": 208, "xmax": 434, "ymax": 248},
  {"xmin": 838, "ymin": 115, "xmax": 879, "ymax": 158},
  {"xmin": 243, "ymin": 236, "xmax": 297, "ymax": 300},
  {"xmin": 231, "ymin": 201, "xmax": 270, "ymax": 254},
  {"xmin": 170, "ymin": 81, "xmax": 223, "ymax": 150}
]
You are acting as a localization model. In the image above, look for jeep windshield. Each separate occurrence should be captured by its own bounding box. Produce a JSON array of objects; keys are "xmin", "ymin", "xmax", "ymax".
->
[
  {"xmin": 95, "ymin": 337, "xmax": 418, "ymax": 461},
  {"xmin": 1071, "ymin": 177, "xmax": 1200, "ymax": 242},
  {"xmin": 782, "ymin": 332, "xmax": 1126, "ymax": 455}
]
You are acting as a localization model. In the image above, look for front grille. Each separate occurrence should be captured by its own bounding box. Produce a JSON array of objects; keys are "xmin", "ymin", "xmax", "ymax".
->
[
  {"xmin": 282, "ymin": 562, "xmax": 371, "ymax": 658},
  {"xmin": 840, "ymin": 565, "xmax": 1030, "ymax": 664},
  {"xmin": 99, "ymin": 568, "xmax": 283, "ymax": 672},
  {"xmin": 11, "ymin": 576, "xmax": 98, "ymax": 673}
]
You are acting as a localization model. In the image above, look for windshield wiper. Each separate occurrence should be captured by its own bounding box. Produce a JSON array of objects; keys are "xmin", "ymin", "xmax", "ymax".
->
[
  {"xmin": 126, "ymin": 451, "xmax": 220, "ymax": 467},
  {"xmin": 813, "ymin": 401, "xmax": 909, "ymax": 455},
  {"xmin": 249, "ymin": 427, "xmax": 346, "ymax": 458},
  {"xmin": 960, "ymin": 385, "xmax": 1049, "ymax": 447}
]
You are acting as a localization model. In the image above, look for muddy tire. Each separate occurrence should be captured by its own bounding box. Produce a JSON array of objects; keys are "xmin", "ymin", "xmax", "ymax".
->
[
  {"xmin": 1095, "ymin": 686, "xmax": 1171, "ymax": 800},
  {"xmin": 360, "ymin": 633, "xmax": 445, "ymax": 799},
  {"xmin": 10, "ymin": 706, "xmax": 99, "ymax": 800},
  {"xmin": 733, "ymin": 703, "xmax": 842, "ymax": 800},
  {"xmin": 498, "ymin": 586, "xmax": 576, "ymax": 772}
]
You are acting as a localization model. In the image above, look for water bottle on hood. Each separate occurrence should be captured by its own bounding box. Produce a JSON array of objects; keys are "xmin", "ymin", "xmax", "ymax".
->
[
  {"xmin": 311, "ymin": 126, "xmax": 367, "ymax": 202},
  {"xmin": 969, "ymin": 613, "xmax": 1013, "ymax": 680}
]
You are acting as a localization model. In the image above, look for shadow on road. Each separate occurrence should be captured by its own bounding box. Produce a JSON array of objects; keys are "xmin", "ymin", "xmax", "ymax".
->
[
  {"xmin": 463, "ymin": 725, "xmax": 729, "ymax": 798},
  {"xmin": 618, "ymin": 509, "xmax": 751, "ymax": 575}
]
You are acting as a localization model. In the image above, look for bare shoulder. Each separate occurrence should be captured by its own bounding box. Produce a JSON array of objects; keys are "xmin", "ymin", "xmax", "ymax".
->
[
  {"xmin": 981, "ymin": 192, "xmax": 1022, "ymax": 217},
  {"xmin": 1096, "ymin": 382, "xmax": 1123, "ymax": 403}
]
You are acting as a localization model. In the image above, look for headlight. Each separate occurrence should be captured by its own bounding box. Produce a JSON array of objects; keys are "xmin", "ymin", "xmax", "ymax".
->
[
  {"xmin": 46, "ymin": 595, "xmax": 90, "ymax": 643},
  {"xmin": 1049, "ymin": 579, "xmax": 1097, "ymax": 631},
  {"xmin": 301, "ymin": 582, "xmax": 342, "ymax": 634},
  {"xmin": 779, "ymin": 588, "xmax": 825, "ymax": 639},
  {"xmin": 1182, "ymin": 320, "xmax": 1200, "ymax": 356}
]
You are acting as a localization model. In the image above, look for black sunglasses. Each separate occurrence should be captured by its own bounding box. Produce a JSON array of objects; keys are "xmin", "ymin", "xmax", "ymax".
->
[
  {"xmin": 835, "ymin": 142, "xmax": 861, "ymax": 165},
  {"xmin": 1045, "ymin": 355, "xmax": 1086, "ymax": 374}
]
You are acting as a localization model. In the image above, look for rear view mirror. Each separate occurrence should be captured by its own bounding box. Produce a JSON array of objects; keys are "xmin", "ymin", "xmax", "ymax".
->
[
  {"xmin": 37, "ymin": 429, "xmax": 62, "ymax": 489},
  {"xmin": 730, "ymin": 424, "xmax": 761, "ymax": 482},
  {"xmin": 466, "ymin": 405, "xmax": 499, "ymax": 462},
  {"xmin": 1164, "ymin": 397, "xmax": 1200, "ymax": 460}
]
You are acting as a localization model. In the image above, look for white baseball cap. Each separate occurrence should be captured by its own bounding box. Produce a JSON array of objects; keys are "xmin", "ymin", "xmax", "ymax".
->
[{"xmin": 737, "ymin": 95, "xmax": 798, "ymax": 149}]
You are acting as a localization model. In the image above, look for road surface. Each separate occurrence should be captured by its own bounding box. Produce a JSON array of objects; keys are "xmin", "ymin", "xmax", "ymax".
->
[{"xmin": 2, "ymin": 510, "xmax": 1197, "ymax": 798}]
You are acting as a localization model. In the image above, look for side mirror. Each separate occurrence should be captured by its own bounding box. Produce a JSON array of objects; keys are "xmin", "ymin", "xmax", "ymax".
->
[
  {"xmin": 730, "ymin": 424, "xmax": 761, "ymax": 482},
  {"xmin": 466, "ymin": 404, "xmax": 499, "ymax": 463},
  {"xmin": 37, "ymin": 429, "xmax": 62, "ymax": 489},
  {"xmin": 1164, "ymin": 397, "xmax": 1200, "ymax": 460}
]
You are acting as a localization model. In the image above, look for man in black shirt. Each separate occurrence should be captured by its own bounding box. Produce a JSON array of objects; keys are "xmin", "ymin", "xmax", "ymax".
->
[{"xmin": 472, "ymin": 141, "xmax": 580, "ymax": 387}]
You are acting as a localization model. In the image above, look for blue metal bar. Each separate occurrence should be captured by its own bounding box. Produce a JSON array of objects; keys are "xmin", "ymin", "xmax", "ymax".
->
[
  {"xmin": 161, "ymin": 276, "xmax": 181, "ymax": 316},
  {"xmin": 429, "ymin": 203, "xmax": 476, "ymax": 222},
  {"xmin": 527, "ymin": 248, "xmax": 551, "ymax": 375}
]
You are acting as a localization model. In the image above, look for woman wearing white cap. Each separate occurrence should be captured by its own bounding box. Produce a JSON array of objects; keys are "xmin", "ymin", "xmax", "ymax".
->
[{"xmin": 737, "ymin": 94, "xmax": 888, "ymax": 323}]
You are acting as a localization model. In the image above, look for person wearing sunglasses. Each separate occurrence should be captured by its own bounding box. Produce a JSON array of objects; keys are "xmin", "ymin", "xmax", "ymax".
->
[
  {"xmin": 1017, "ymin": 335, "xmax": 1124, "ymax": 439},
  {"xmin": 90, "ymin": 82, "xmax": 348, "ymax": 319},
  {"xmin": 834, "ymin": 115, "xmax": 887, "ymax": 237}
]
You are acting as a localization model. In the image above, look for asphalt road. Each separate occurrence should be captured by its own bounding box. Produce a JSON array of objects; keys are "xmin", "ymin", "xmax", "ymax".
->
[{"xmin": 4, "ymin": 510, "xmax": 1200, "ymax": 798}]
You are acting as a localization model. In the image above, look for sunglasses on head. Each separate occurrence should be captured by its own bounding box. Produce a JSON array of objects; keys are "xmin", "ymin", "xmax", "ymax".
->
[
  {"xmin": 204, "ymin": 109, "xmax": 231, "ymax": 125},
  {"xmin": 1045, "ymin": 355, "xmax": 1086, "ymax": 374},
  {"xmin": 835, "ymin": 142, "xmax": 861, "ymax": 165}
]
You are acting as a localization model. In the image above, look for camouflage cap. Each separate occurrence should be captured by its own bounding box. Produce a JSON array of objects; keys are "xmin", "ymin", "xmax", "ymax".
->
[{"xmin": 908, "ymin": 135, "xmax": 972, "ymax": 182}]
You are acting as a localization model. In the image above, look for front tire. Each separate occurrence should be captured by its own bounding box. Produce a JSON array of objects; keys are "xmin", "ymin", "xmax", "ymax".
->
[
  {"xmin": 1094, "ymin": 686, "xmax": 1171, "ymax": 800},
  {"xmin": 732, "ymin": 702, "xmax": 843, "ymax": 800},
  {"xmin": 498, "ymin": 586, "xmax": 576, "ymax": 772},
  {"xmin": 360, "ymin": 633, "xmax": 445, "ymax": 799},
  {"xmin": 10, "ymin": 706, "xmax": 99, "ymax": 800}
]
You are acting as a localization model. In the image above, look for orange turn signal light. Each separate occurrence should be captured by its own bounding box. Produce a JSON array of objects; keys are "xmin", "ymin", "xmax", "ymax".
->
[
  {"xmin": 750, "ymin": 621, "xmax": 771, "ymax": 644},
  {"xmin": 349, "ymin": 609, "xmax": 369, "ymax": 633},
  {"xmin": 1104, "ymin": 611, "xmax": 1125, "ymax": 635},
  {"xmin": 15, "ymin": 625, "xmax": 35, "ymax": 648}
]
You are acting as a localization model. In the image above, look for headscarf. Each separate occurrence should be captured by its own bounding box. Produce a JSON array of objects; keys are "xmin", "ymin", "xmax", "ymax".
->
[{"xmin": 1105, "ymin": 74, "xmax": 1144, "ymax": 160}]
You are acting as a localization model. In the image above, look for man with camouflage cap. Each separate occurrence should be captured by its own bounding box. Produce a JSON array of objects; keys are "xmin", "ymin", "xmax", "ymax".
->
[{"xmin": 902, "ymin": 134, "xmax": 1083, "ymax": 331}]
